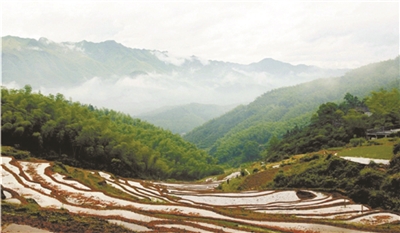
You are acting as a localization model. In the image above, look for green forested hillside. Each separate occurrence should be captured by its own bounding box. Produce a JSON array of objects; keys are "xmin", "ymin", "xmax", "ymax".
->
[
  {"xmin": 184, "ymin": 57, "xmax": 400, "ymax": 166},
  {"xmin": 266, "ymin": 89, "xmax": 400, "ymax": 161},
  {"xmin": 1, "ymin": 86, "xmax": 223, "ymax": 180}
]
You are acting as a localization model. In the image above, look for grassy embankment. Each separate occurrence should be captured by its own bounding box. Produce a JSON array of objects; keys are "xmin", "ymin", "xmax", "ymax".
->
[
  {"xmin": 333, "ymin": 137, "xmax": 398, "ymax": 160},
  {"xmin": 218, "ymin": 137, "xmax": 399, "ymax": 194}
]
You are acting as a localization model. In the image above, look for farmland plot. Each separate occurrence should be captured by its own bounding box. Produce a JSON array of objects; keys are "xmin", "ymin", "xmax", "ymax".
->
[{"xmin": 2, "ymin": 156, "xmax": 399, "ymax": 233}]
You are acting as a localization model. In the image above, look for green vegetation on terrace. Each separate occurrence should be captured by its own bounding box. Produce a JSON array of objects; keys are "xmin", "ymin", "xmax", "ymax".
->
[
  {"xmin": 272, "ymin": 153, "xmax": 400, "ymax": 212},
  {"xmin": 1, "ymin": 86, "xmax": 223, "ymax": 181},
  {"xmin": 51, "ymin": 162, "xmax": 145, "ymax": 203},
  {"xmin": 218, "ymin": 145, "xmax": 400, "ymax": 213},
  {"xmin": 335, "ymin": 138, "xmax": 398, "ymax": 160}
]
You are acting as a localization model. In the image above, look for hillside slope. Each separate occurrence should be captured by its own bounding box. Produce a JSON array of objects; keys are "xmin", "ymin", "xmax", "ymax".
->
[
  {"xmin": 184, "ymin": 57, "xmax": 400, "ymax": 165},
  {"xmin": 1, "ymin": 86, "xmax": 223, "ymax": 180},
  {"xmin": 138, "ymin": 103, "xmax": 236, "ymax": 134}
]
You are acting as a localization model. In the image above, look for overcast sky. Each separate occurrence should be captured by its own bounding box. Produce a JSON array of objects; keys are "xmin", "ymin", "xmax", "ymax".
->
[{"xmin": 2, "ymin": 1, "xmax": 399, "ymax": 69}]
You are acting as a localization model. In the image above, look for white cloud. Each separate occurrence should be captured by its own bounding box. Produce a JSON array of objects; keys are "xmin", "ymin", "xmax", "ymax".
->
[
  {"xmin": 151, "ymin": 51, "xmax": 186, "ymax": 66},
  {"xmin": 61, "ymin": 43, "xmax": 85, "ymax": 53},
  {"xmin": 17, "ymin": 70, "xmax": 269, "ymax": 115},
  {"xmin": 2, "ymin": 1, "xmax": 398, "ymax": 69},
  {"xmin": 194, "ymin": 56, "xmax": 210, "ymax": 66},
  {"xmin": 26, "ymin": 46, "xmax": 42, "ymax": 51}
]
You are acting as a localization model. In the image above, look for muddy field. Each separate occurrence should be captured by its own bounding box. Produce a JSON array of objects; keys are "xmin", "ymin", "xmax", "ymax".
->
[{"xmin": 2, "ymin": 156, "xmax": 399, "ymax": 232}]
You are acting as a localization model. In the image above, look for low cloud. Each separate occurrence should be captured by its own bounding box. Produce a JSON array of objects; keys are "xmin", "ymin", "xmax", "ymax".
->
[
  {"xmin": 151, "ymin": 51, "xmax": 186, "ymax": 66},
  {"xmin": 3, "ymin": 64, "xmax": 345, "ymax": 116},
  {"xmin": 17, "ymin": 72, "xmax": 266, "ymax": 116},
  {"xmin": 26, "ymin": 46, "xmax": 42, "ymax": 51}
]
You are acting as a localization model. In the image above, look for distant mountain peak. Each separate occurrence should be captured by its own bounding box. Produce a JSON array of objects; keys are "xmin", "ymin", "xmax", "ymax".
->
[
  {"xmin": 259, "ymin": 57, "xmax": 279, "ymax": 62},
  {"xmin": 38, "ymin": 37, "xmax": 53, "ymax": 45}
]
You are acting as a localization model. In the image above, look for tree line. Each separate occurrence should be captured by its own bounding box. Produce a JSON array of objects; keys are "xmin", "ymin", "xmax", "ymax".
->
[{"xmin": 1, "ymin": 85, "xmax": 223, "ymax": 180}]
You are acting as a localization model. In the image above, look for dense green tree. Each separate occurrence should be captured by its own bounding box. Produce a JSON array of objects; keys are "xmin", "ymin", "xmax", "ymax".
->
[
  {"xmin": 343, "ymin": 109, "xmax": 368, "ymax": 138},
  {"xmin": 1, "ymin": 86, "xmax": 223, "ymax": 180}
]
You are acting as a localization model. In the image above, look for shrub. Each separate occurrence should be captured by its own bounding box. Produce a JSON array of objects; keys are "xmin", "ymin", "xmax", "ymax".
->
[
  {"xmin": 368, "ymin": 160, "xmax": 378, "ymax": 168},
  {"xmin": 356, "ymin": 168, "xmax": 385, "ymax": 190},
  {"xmin": 273, "ymin": 170, "xmax": 288, "ymax": 187},
  {"xmin": 1, "ymin": 147, "xmax": 31, "ymax": 160},
  {"xmin": 240, "ymin": 169, "xmax": 247, "ymax": 177},
  {"xmin": 300, "ymin": 154, "xmax": 320, "ymax": 162},
  {"xmin": 389, "ymin": 154, "xmax": 400, "ymax": 174},
  {"xmin": 349, "ymin": 187, "xmax": 370, "ymax": 205},
  {"xmin": 350, "ymin": 137, "xmax": 366, "ymax": 147},
  {"xmin": 393, "ymin": 143, "xmax": 400, "ymax": 155},
  {"xmin": 54, "ymin": 161, "xmax": 68, "ymax": 173},
  {"xmin": 366, "ymin": 140, "xmax": 382, "ymax": 146}
]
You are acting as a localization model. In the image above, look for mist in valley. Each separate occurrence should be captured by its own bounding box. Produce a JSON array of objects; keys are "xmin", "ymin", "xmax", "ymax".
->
[{"xmin": 2, "ymin": 52, "xmax": 347, "ymax": 116}]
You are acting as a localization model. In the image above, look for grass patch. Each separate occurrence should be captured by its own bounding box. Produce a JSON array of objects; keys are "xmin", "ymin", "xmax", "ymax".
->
[
  {"xmin": 217, "ymin": 176, "xmax": 246, "ymax": 192},
  {"xmin": 337, "ymin": 144, "xmax": 393, "ymax": 159},
  {"xmin": 1, "ymin": 146, "xmax": 31, "ymax": 160},
  {"xmin": 334, "ymin": 137, "xmax": 398, "ymax": 160},
  {"xmin": 327, "ymin": 147, "xmax": 344, "ymax": 151},
  {"xmin": 241, "ymin": 166, "xmax": 292, "ymax": 190},
  {"xmin": 51, "ymin": 163, "xmax": 140, "ymax": 202}
]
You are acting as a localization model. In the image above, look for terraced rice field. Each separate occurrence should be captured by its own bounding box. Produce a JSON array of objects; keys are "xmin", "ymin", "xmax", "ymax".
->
[{"xmin": 2, "ymin": 156, "xmax": 399, "ymax": 232}]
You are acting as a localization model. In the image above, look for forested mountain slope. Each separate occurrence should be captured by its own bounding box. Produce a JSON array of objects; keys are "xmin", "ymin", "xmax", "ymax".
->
[
  {"xmin": 138, "ymin": 103, "xmax": 236, "ymax": 134},
  {"xmin": 1, "ymin": 86, "xmax": 223, "ymax": 180},
  {"xmin": 184, "ymin": 57, "xmax": 400, "ymax": 165}
]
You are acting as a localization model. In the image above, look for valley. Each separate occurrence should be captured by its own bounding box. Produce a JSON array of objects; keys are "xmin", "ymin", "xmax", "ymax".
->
[
  {"xmin": 1, "ymin": 58, "xmax": 400, "ymax": 233},
  {"xmin": 1, "ymin": 57, "xmax": 400, "ymax": 232},
  {"xmin": 2, "ymin": 2, "xmax": 400, "ymax": 232}
]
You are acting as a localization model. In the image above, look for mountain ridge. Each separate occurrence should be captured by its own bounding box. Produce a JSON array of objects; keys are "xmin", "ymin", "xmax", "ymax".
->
[
  {"xmin": 2, "ymin": 35, "xmax": 347, "ymax": 87},
  {"xmin": 2, "ymin": 35, "xmax": 349, "ymax": 115}
]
